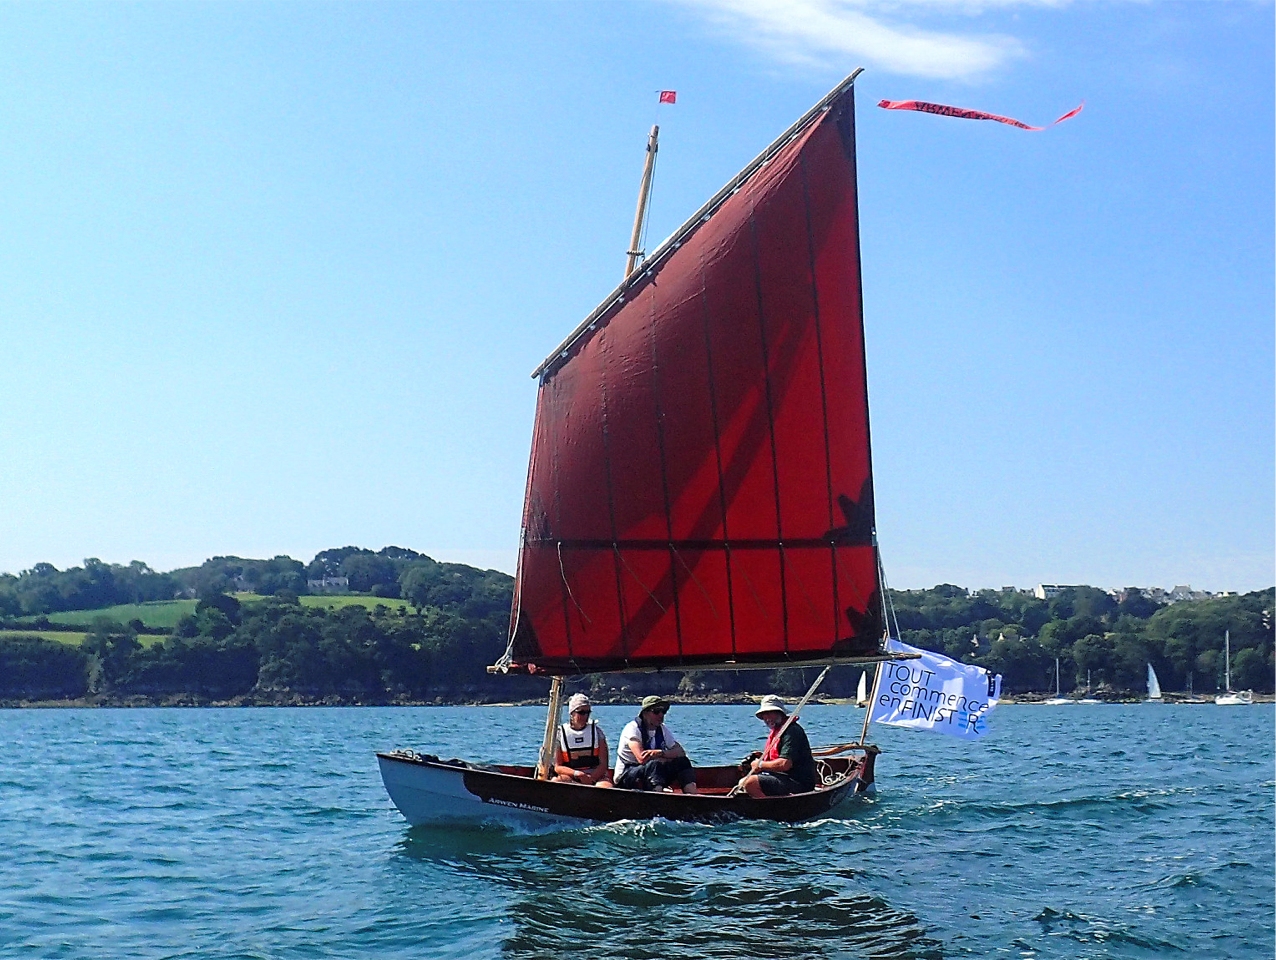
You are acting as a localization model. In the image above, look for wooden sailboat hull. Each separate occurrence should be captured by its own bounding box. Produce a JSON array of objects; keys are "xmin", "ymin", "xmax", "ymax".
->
[{"xmin": 377, "ymin": 751, "xmax": 874, "ymax": 828}]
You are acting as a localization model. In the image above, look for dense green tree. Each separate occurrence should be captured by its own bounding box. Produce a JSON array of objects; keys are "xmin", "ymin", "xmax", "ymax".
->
[
  {"xmin": 340, "ymin": 553, "xmax": 399, "ymax": 593},
  {"xmin": 0, "ymin": 635, "xmax": 90, "ymax": 699},
  {"xmin": 1232, "ymin": 647, "xmax": 1273, "ymax": 693},
  {"xmin": 1118, "ymin": 588, "xmax": 1163, "ymax": 620}
]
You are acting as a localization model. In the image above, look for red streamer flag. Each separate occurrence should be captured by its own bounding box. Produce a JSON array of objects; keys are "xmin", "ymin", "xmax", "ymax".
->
[
  {"xmin": 658, "ymin": 90, "xmax": 677, "ymax": 104},
  {"xmin": 877, "ymin": 99, "xmax": 1083, "ymax": 131}
]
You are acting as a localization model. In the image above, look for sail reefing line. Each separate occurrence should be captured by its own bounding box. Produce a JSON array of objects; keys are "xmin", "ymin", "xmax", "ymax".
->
[{"xmin": 500, "ymin": 68, "xmax": 910, "ymax": 677}]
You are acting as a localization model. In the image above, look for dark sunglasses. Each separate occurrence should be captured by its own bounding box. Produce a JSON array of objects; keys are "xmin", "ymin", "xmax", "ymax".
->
[
  {"xmin": 572, "ymin": 708, "xmax": 591, "ymax": 716},
  {"xmin": 647, "ymin": 707, "xmax": 668, "ymax": 715}
]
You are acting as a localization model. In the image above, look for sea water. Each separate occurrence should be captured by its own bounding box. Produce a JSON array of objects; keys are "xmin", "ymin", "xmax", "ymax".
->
[{"xmin": 0, "ymin": 703, "xmax": 1271, "ymax": 959}]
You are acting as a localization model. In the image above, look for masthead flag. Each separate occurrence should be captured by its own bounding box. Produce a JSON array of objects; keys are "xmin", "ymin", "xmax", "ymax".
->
[{"xmin": 658, "ymin": 90, "xmax": 677, "ymax": 104}]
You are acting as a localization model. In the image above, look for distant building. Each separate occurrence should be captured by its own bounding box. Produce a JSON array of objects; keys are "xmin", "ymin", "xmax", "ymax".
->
[
  {"xmin": 307, "ymin": 576, "xmax": 349, "ymax": 593},
  {"xmin": 1033, "ymin": 584, "xmax": 1080, "ymax": 601}
]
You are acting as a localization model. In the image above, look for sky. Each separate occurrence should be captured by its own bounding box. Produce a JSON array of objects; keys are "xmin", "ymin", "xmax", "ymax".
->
[{"xmin": 1, "ymin": 1, "xmax": 1271, "ymax": 593}]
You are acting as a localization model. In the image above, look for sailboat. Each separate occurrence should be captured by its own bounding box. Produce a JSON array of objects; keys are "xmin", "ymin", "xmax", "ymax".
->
[
  {"xmin": 856, "ymin": 670, "xmax": 870, "ymax": 708},
  {"xmin": 1043, "ymin": 657, "xmax": 1073, "ymax": 704},
  {"xmin": 1077, "ymin": 668, "xmax": 1101, "ymax": 704},
  {"xmin": 1214, "ymin": 630, "xmax": 1253, "ymax": 705},
  {"xmin": 379, "ymin": 71, "xmax": 915, "ymax": 827},
  {"xmin": 1145, "ymin": 664, "xmax": 1163, "ymax": 702}
]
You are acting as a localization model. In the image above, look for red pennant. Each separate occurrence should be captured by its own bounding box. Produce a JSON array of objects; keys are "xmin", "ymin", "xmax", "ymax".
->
[
  {"xmin": 658, "ymin": 90, "xmax": 677, "ymax": 104},
  {"xmin": 878, "ymin": 99, "xmax": 1084, "ymax": 131}
]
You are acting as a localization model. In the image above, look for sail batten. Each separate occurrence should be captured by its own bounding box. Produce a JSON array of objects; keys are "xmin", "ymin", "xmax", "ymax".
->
[{"xmin": 504, "ymin": 75, "xmax": 882, "ymax": 676}]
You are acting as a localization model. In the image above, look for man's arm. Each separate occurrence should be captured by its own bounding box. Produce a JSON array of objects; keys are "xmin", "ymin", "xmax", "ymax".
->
[
  {"xmin": 629, "ymin": 739, "xmax": 684, "ymax": 763},
  {"xmin": 750, "ymin": 729, "xmax": 794, "ymax": 774},
  {"xmin": 750, "ymin": 754, "xmax": 793, "ymax": 774}
]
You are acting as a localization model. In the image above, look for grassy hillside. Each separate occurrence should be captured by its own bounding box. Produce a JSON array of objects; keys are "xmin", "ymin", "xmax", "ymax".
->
[
  {"xmin": 33, "ymin": 600, "xmax": 197, "ymax": 629},
  {"xmin": 16, "ymin": 593, "xmax": 423, "ymax": 631},
  {"xmin": 0, "ymin": 629, "xmax": 92, "ymax": 645},
  {"xmin": 0, "ymin": 629, "xmax": 168, "ymax": 648},
  {"xmin": 293, "ymin": 594, "xmax": 416, "ymax": 614}
]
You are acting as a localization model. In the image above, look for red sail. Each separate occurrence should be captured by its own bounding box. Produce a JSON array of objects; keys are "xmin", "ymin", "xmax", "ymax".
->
[{"xmin": 503, "ymin": 81, "xmax": 882, "ymax": 675}]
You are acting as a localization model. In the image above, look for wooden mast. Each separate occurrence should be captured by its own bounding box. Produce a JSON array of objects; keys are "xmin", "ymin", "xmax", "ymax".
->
[
  {"xmin": 536, "ymin": 676, "xmax": 565, "ymax": 779},
  {"xmin": 625, "ymin": 124, "xmax": 660, "ymax": 278},
  {"xmin": 539, "ymin": 122, "xmax": 661, "ymax": 778}
]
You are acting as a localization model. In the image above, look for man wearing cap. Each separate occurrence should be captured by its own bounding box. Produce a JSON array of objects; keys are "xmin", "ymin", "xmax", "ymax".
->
[
  {"xmin": 738, "ymin": 695, "xmax": 817, "ymax": 798},
  {"xmin": 553, "ymin": 693, "xmax": 613, "ymax": 786},
  {"xmin": 613, "ymin": 696, "xmax": 698, "ymax": 794}
]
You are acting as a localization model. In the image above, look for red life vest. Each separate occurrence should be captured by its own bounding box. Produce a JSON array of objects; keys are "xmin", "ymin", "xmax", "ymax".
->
[{"xmin": 762, "ymin": 726, "xmax": 783, "ymax": 762}]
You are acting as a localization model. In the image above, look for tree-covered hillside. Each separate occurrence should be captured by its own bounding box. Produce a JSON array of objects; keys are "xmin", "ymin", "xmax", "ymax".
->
[
  {"xmin": 0, "ymin": 549, "xmax": 1270, "ymax": 704},
  {"xmin": 891, "ymin": 585, "xmax": 1273, "ymax": 695}
]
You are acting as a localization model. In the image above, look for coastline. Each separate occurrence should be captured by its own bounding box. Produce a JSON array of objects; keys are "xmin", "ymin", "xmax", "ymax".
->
[{"xmin": 5, "ymin": 692, "xmax": 1271, "ymax": 708}]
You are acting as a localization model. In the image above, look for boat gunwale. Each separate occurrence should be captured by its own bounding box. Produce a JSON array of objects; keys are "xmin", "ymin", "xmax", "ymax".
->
[{"xmin": 376, "ymin": 750, "xmax": 868, "ymax": 823}]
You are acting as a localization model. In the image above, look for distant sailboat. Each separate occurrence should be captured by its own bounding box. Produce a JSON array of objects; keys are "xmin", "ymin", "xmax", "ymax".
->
[
  {"xmin": 1077, "ymin": 668, "xmax": 1101, "ymax": 704},
  {"xmin": 1146, "ymin": 664, "xmax": 1163, "ymax": 702},
  {"xmin": 1044, "ymin": 657, "xmax": 1073, "ymax": 705},
  {"xmin": 1215, "ymin": 630, "xmax": 1254, "ymax": 705},
  {"xmin": 856, "ymin": 670, "xmax": 870, "ymax": 708}
]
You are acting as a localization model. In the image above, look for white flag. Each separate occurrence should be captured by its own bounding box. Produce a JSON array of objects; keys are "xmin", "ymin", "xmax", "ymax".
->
[{"xmin": 868, "ymin": 639, "xmax": 1002, "ymax": 741}]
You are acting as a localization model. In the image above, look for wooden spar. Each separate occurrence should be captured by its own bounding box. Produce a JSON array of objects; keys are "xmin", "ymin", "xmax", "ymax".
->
[
  {"xmin": 858, "ymin": 661, "xmax": 880, "ymax": 745},
  {"xmin": 625, "ymin": 124, "xmax": 659, "ymax": 278},
  {"xmin": 727, "ymin": 666, "xmax": 830, "ymax": 796},
  {"xmin": 536, "ymin": 676, "xmax": 565, "ymax": 779},
  {"xmin": 532, "ymin": 67, "xmax": 864, "ymax": 380},
  {"xmin": 772, "ymin": 666, "xmax": 830, "ymax": 747},
  {"xmin": 487, "ymin": 649, "xmax": 918, "ymax": 675}
]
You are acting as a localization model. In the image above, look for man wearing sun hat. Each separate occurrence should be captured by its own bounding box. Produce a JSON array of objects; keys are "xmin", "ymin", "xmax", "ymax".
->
[
  {"xmin": 613, "ymin": 695, "xmax": 698, "ymax": 794},
  {"xmin": 737, "ymin": 694, "xmax": 817, "ymax": 798}
]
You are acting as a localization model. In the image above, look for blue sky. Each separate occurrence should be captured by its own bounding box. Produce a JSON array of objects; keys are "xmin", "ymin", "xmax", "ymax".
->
[{"xmin": 1, "ymin": 1, "xmax": 1271, "ymax": 592}]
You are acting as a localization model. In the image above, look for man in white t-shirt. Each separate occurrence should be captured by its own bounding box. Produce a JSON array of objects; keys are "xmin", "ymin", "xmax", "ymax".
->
[{"xmin": 614, "ymin": 696, "xmax": 697, "ymax": 793}]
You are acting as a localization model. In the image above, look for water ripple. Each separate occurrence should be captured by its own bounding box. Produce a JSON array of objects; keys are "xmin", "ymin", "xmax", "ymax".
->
[{"xmin": 0, "ymin": 704, "xmax": 1270, "ymax": 959}]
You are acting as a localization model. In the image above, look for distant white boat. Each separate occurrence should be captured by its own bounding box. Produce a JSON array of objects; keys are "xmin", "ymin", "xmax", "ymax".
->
[
  {"xmin": 855, "ymin": 670, "xmax": 869, "ymax": 708},
  {"xmin": 1044, "ymin": 657, "xmax": 1074, "ymax": 705},
  {"xmin": 1215, "ymin": 630, "xmax": 1253, "ymax": 705},
  {"xmin": 1146, "ymin": 664, "xmax": 1163, "ymax": 702},
  {"xmin": 1077, "ymin": 668, "xmax": 1102, "ymax": 704}
]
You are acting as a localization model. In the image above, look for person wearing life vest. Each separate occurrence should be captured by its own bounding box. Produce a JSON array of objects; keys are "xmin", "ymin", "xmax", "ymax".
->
[
  {"xmin": 737, "ymin": 695, "xmax": 817, "ymax": 797},
  {"xmin": 552, "ymin": 693, "xmax": 613, "ymax": 786},
  {"xmin": 613, "ymin": 696, "xmax": 698, "ymax": 793}
]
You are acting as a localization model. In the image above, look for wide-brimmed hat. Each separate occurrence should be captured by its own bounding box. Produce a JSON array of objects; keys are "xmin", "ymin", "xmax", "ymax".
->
[
  {"xmin": 640, "ymin": 695, "xmax": 671, "ymax": 712},
  {"xmin": 755, "ymin": 695, "xmax": 788, "ymax": 717},
  {"xmin": 568, "ymin": 693, "xmax": 591, "ymax": 714}
]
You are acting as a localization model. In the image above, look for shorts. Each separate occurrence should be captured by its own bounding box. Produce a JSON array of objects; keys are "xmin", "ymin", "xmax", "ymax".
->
[{"xmin": 756, "ymin": 771, "xmax": 809, "ymax": 796}]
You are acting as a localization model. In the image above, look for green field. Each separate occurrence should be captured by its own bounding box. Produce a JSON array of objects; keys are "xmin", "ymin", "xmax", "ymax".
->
[
  {"xmin": 35, "ymin": 600, "xmax": 198, "ymax": 630},
  {"xmin": 0, "ymin": 629, "xmax": 92, "ymax": 645},
  {"xmin": 233, "ymin": 593, "xmax": 414, "ymax": 613},
  {"xmin": 12, "ymin": 593, "xmax": 415, "ymax": 633},
  {"xmin": 0, "ymin": 628, "xmax": 170, "ymax": 648},
  {"xmin": 296, "ymin": 594, "xmax": 415, "ymax": 613}
]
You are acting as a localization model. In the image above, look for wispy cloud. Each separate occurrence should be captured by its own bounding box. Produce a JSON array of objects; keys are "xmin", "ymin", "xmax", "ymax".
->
[{"xmin": 681, "ymin": 0, "xmax": 1062, "ymax": 80}]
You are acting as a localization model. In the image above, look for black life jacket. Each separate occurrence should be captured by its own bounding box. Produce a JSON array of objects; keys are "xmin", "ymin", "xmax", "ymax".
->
[{"xmin": 559, "ymin": 720, "xmax": 602, "ymax": 770}]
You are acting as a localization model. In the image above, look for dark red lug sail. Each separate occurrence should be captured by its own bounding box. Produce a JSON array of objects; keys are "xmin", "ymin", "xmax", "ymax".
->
[{"xmin": 502, "ymin": 79, "xmax": 882, "ymax": 676}]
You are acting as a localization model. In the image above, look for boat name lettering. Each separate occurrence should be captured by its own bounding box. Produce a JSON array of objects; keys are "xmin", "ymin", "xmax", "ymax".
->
[{"xmin": 483, "ymin": 796, "xmax": 550, "ymax": 814}]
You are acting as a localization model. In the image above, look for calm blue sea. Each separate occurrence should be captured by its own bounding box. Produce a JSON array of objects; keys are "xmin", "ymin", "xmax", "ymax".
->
[{"xmin": 1, "ymin": 703, "xmax": 1272, "ymax": 959}]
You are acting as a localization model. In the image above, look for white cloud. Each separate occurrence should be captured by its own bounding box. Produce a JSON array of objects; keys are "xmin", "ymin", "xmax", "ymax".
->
[{"xmin": 681, "ymin": 0, "xmax": 1059, "ymax": 80}]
